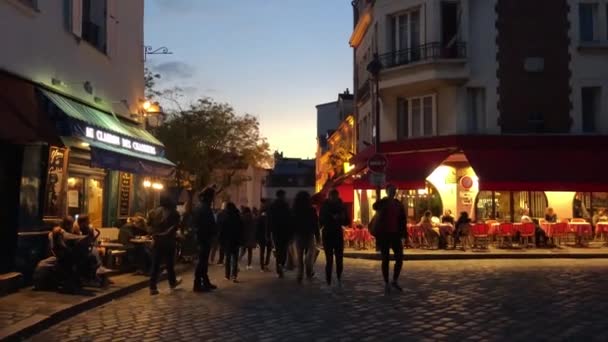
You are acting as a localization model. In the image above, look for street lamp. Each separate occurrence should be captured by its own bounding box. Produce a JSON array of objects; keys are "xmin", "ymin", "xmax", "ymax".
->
[{"xmin": 367, "ymin": 53, "xmax": 383, "ymax": 199}]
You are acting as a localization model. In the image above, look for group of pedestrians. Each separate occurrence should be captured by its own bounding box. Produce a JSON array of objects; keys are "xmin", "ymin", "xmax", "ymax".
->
[{"xmin": 150, "ymin": 183, "xmax": 407, "ymax": 295}]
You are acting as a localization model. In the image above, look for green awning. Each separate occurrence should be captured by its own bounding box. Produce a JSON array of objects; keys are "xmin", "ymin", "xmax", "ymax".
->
[{"xmin": 40, "ymin": 88, "xmax": 163, "ymax": 146}]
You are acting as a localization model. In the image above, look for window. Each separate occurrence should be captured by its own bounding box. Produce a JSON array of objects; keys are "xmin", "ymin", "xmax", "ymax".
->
[
  {"xmin": 467, "ymin": 88, "xmax": 486, "ymax": 133},
  {"xmin": 441, "ymin": 1, "xmax": 460, "ymax": 57},
  {"xmin": 390, "ymin": 8, "xmax": 422, "ymax": 63},
  {"xmin": 397, "ymin": 98, "xmax": 409, "ymax": 139},
  {"xmin": 397, "ymin": 95, "xmax": 436, "ymax": 138},
  {"xmin": 582, "ymin": 87, "xmax": 601, "ymax": 133},
  {"xmin": 579, "ymin": 3, "xmax": 599, "ymax": 42},
  {"xmin": 475, "ymin": 191, "xmax": 548, "ymax": 222},
  {"xmin": 574, "ymin": 192, "xmax": 608, "ymax": 219},
  {"xmin": 82, "ymin": 0, "xmax": 108, "ymax": 53}
]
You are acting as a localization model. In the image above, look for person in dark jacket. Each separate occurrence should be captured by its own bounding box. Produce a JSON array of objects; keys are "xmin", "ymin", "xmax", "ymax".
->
[
  {"xmin": 148, "ymin": 193, "xmax": 182, "ymax": 295},
  {"xmin": 292, "ymin": 191, "xmax": 320, "ymax": 283},
  {"xmin": 192, "ymin": 187, "xmax": 218, "ymax": 292},
  {"xmin": 239, "ymin": 207, "xmax": 257, "ymax": 270},
  {"xmin": 218, "ymin": 202, "xmax": 243, "ymax": 282},
  {"xmin": 319, "ymin": 189, "xmax": 349, "ymax": 287},
  {"xmin": 373, "ymin": 184, "xmax": 406, "ymax": 294},
  {"xmin": 256, "ymin": 200, "xmax": 272, "ymax": 271},
  {"xmin": 268, "ymin": 190, "xmax": 293, "ymax": 278}
]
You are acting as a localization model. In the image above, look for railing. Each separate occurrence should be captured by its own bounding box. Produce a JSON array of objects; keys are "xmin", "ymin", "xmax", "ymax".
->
[{"xmin": 379, "ymin": 42, "xmax": 467, "ymax": 69}]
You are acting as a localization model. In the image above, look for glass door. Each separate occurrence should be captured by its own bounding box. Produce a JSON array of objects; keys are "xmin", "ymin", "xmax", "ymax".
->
[{"xmin": 87, "ymin": 177, "xmax": 104, "ymax": 228}]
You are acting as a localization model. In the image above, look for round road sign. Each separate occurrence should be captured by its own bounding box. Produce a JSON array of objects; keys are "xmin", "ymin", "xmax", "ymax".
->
[{"xmin": 367, "ymin": 154, "xmax": 388, "ymax": 174}]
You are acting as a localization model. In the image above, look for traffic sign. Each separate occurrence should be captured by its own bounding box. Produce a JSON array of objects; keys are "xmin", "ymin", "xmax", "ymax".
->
[
  {"xmin": 369, "ymin": 172, "xmax": 386, "ymax": 187},
  {"xmin": 367, "ymin": 154, "xmax": 388, "ymax": 174}
]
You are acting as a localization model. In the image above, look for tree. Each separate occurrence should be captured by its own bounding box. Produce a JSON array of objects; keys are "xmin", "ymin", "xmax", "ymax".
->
[
  {"xmin": 152, "ymin": 97, "xmax": 272, "ymax": 193},
  {"xmin": 144, "ymin": 67, "xmax": 161, "ymax": 99}
]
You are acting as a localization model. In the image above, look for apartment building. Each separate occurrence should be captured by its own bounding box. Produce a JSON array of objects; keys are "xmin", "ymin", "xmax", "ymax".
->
[
  {"xmin": 347, "ymin": 0, "xmax": 608, "ymax": 224},
  {"xmin": 0, "ymin": 0, "xmax": 173, "ymax": 277}
]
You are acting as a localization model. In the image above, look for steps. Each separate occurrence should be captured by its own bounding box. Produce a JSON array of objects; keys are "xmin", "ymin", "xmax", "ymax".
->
[{"xmin": 0, "ymin": 272, "xmax": 23, "ymax": 297}]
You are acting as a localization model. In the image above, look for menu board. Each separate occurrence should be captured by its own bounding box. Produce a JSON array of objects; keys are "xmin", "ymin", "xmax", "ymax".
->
[
  {"xmin": 118, "ymin": 172, "xmax": 132, "ymax": 218},
  {"xmin": 43, "ymin": 147, "xmax": 68, "ymax": 218}
]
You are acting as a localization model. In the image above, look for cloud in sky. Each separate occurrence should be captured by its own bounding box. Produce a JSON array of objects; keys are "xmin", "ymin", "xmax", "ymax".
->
[{"xmin": 152, "ymin": 61, "xmax": 196, "ymax": 81}]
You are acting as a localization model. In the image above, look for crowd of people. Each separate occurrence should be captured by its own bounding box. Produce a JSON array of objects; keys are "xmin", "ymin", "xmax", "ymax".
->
[
  {"xmin": 36, "ymin": 183, "xmax": 410, "ymax": 296},
  {"xmin": 188, "ymin": 184, "xmax": 407, "ymax": 295}
]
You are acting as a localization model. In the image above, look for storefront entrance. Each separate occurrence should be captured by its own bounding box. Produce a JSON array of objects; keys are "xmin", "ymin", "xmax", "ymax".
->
[{"xmin": 67, "ymin": 175, "xmax": 105, "ymax": 227}]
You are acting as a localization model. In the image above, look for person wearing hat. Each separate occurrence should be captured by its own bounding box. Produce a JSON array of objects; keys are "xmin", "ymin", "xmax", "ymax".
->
[{"xmin": 192, "ymin": 187, "xmax": 219, "ymax": 292}]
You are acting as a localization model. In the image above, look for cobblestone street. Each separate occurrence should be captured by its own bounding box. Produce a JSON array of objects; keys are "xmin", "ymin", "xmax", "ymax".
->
[{"xmin": 26, "ymin": 258, "xmax": 608, "ymax": 342}]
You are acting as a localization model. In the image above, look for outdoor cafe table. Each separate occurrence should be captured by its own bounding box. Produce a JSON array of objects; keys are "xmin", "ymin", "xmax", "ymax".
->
[
  {"xmin": 596, "ymin": 222, "xmax": 608, "ymax": 235},
  {"xmin": 569, "ymin": 222, "xmax": 593, "ymax": 246}
]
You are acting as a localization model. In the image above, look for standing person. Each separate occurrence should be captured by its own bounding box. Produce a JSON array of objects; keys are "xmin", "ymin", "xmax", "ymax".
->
[
  {"xmin": 239, "ymin": 207, "xmax": 257, "ymax": 270},
  {"xmin": 148, "ymin": 194, "xmax": 182, "ymax": 295},
  {"xmin": 319, "ymin": 189, "xmax": 349, "ymax": 287},
  {"xmin": 292, "ymin": 191, "xmax": 320, "ymax": 283},
  {"xmin": 209, "ymin": 202, "xmax": 227, "ymax": 265},
  {"xmin": 256, "ymin": 200, "xmax": 272, "ymax": 271},
  {"xmin": 372, "ymin": 184, "xmax": 406, "ymax": 294},
  {"xmin": 218, "ymin": 202, "xmax": 243, "ymax": 282},
  {"xmin": 453, "ymin": 211, "xmax": 472, "ymax": 250},
  {"xmin": 192, "ymin": 187, "xmax": 218, "ymax": 292},
  {"xmin": 268, "ymin": 190, "xmax": 293, "ymax": 278}
]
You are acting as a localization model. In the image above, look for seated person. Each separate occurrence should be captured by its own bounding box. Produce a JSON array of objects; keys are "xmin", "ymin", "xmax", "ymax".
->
[
  {"xmin": 533, "ymin": 218, "xmax": 547, "ymax": 247},
  {"xmin": 454, "ymin": 212, "xmax": 472, "ymax": 250},
  {"xmin": 419, "ymin": 211, "xmax": 439, "ymax": 246},
  {"xmin": 119, "ymin": 215, "xmax": 152, "ymax": 274},
  {"xmin": 592, "ymin": 209, "xmax": 608, "ymax": 226},
  {"xmin": 441, "ymin": 210, "xmax": 455, "ymax": 225},
  {"xmin": 544, "ymin": 207, "xmax": 558, "ymax": 223}
]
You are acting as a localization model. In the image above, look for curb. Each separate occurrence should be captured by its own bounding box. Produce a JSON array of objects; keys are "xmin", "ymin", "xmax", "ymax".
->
[
  {"xmin": 344, "ymin": 252, "xmax": 608, "ymax": 261},
  {"xmin": 1, "ymin": 265, "xmax": 192, "ymax": 342}
]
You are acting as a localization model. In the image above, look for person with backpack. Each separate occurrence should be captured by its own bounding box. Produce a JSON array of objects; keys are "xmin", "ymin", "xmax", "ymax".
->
[
  {"xmin": 292, "ymin": 191, "xmax": 320, "ymax": 283},
  {"xmin": 192, "ymin": 187, "xmax": 218, "ymax": 292},
  {"xmin": 372, "ymin": 184, "xmax": 406, "ymax": 294},
  {"xmin": 319, "ymin": 189, "xmax": 349, "ymax": 287},
  {"xmin": 268, "ymin": 190, "xmax": 294, "ymax": 278}
]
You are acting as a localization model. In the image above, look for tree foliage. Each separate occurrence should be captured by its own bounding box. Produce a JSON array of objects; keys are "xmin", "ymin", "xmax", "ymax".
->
[{"xmin": 152, "ymin": 97, "xmax": 272, "ymax": 192}]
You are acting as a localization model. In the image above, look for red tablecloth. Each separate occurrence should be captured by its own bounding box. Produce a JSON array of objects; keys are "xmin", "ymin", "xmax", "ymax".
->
[
  {"xmin": 568, "ymin": 222, "xmax": 593, "ymax": 236},
  {"xmin": 596, "ymin": 222, "xmax": 608, "ymax": 234}
]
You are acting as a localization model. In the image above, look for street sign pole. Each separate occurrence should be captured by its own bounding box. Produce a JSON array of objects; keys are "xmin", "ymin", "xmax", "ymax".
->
[{"xmin": 367, "ymin": 153, "xmax": 388, "ymax": 201}]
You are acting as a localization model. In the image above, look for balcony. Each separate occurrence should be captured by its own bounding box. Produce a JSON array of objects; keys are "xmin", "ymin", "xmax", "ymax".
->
[{"xmin": 378, "ymin": 42, "xmax": 468, "ymax": 93}]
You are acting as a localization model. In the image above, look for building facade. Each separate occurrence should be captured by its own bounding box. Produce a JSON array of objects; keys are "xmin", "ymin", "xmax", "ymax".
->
[
  {"xmin": 348, "ymin": 0, "xmax": 608, "ymax": 225},
  {"xmin": 264, "ymin": 152, "xmax": 315, "ymax": 204},
  {"xmin": 0, "ymin": 0, "xmax": 173, "ymax": 278}
]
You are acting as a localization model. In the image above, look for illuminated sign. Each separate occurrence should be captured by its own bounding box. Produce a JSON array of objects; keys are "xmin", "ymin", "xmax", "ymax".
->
[{"xmin": 85, "ymin": 126, "xmax": 157, "ymax": 155}]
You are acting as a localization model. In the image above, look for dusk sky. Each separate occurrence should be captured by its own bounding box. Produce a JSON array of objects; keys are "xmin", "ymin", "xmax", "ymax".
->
[{"xmin": 144, "ymin": 0, "xmax": 354, "ymax": 159}]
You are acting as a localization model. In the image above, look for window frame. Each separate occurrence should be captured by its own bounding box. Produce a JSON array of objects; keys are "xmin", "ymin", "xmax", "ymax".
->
[
  {"xmin": 390, "ymin": 7, "xmax": 423, "ymax": 62},
  {"xmin": 397, "ymin": 94, "xmax": 437, "ymax": 139}
]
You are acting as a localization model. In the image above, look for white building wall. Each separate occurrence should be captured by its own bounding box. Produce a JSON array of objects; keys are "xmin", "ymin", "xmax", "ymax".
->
[
  {"xmin": 0, "ymin": 0, "xmax": 144, "ymax": 117},
  {"xmin": 465, "ymin": 0, "xmax": 499, "ymax": 134},
  {"xmin": 568, "ymin": 0, "xmax": 608, "ymax": 134}
]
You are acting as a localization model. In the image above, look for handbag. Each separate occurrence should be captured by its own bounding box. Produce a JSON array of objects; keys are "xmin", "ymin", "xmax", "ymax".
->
[{"xmin": 369, "ymin": 214, "xmax": 378, "ymax": 237}]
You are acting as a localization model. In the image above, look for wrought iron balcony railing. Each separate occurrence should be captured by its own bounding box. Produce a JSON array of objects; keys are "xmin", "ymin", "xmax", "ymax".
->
[{"xmin": 379, "ymin": 42, "xmax": 467, "ymax": 69}]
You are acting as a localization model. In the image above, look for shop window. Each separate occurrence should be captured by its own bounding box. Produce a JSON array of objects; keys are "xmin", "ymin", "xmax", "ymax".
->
[
  {"xmin": 67, "ymin": 177, "xmax": 85, "ymax": 219},
  {"xmin": 397, "ymin": 182, "xmax": 443, "ymax": 221},
  {"xmin": 88, "ymin": 178, "xmax": 104, "ymax": 228},
  {"xmin": 573, "ymin": 192, "xmax": 608, "ymax": 219},
  {"xmin": 67, "ymin": 176, "xmax": 105, "ymax": 228},
  {"xmin": 475, "ymin": 191, "xmax": 548, "ymax": 222}
]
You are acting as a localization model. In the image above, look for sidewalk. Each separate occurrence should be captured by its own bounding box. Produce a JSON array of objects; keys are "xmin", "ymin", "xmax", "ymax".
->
[
  {"xmin": 344, "ymin": 244, "xmax": 608, "ymax": 260},
  {"xmin": 0, "ymin": 264, "xmax": 191, "ymax": 341}
]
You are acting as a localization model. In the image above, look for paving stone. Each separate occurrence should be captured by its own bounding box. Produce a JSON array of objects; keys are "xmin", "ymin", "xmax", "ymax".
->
[{"xmin": 22, "ymin": 258, "xmax": 608, "ymax": 341}]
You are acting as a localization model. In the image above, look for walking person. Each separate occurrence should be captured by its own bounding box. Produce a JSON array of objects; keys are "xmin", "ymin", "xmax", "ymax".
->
[
  {"xmin": 292, "ymin": 191, "xmax": 320, "ymax": 283},
  {"xmin": 256, "ymin": 200, "xmax": 272, "ymax": 271},
  {"xmin": 218, "ymin": 202, "xmax": 243, "ymax": 282},
  {"xmin": 209, "ymin": 202, "xmax": 227, "ymax": 265},
  {"xmin": 319, "ymin": 189, "xmax": 349, "ymax": 287},
  {"xmin": 239, "ymin": 207, "xmax": 257, "ymax": 270},
  {"xmin": 148, "ymin": 194, "xmax": 182, "ymax": 295},
  {"xmin": 192, "ymin": 187, "xmax": 218, "ymax": 292},
  {"xmin": 268, "ymin": 190, "xmax": 293, "ymax": 278},
  {"xmin": 372, "ymin": 184, "xmax": 406, "ymax": 294}
]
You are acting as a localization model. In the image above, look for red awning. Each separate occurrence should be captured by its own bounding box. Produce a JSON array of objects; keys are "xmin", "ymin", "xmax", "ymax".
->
[
  {"xmin": 465, "ymin": 147, "xmax": 608, "ymax": 191},
  {"xmin": 353, "ymin": 150, "xmax": 453, "ymax": 189}
]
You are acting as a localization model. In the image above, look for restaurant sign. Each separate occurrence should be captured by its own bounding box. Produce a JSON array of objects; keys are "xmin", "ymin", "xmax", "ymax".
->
[{"xmin": 85, "ymin": 127, "xmax": 157, "ymax": 156}]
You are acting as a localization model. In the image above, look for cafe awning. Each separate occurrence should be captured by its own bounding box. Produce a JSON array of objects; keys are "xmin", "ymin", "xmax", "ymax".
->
[
  {"xmin": 465, "ymin": 147, "xmax": 608, "ymax": 192},
  {"xmin": 41, "ymin": 88, "xmax": 175, "ymax": 177},
  {"xmin": 0, "ymin": 72, "xmax": 59, "ymax": 144},
  {"xmin": 352, "ymin": 149, "xmax": 453, "ymax": 189}
]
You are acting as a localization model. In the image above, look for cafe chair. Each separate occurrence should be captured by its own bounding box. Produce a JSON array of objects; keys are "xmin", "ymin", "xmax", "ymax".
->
[
  {"xmin": 471, "ymin": 223, "xmax": 490, "ymax": 249},
  {"xmin": 519, "ymin": 222, "xmax": 536, "ymax": 247},
  {"xmin": 497, "ymin": 223, "xmax": 515, "ymax": 248}
]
